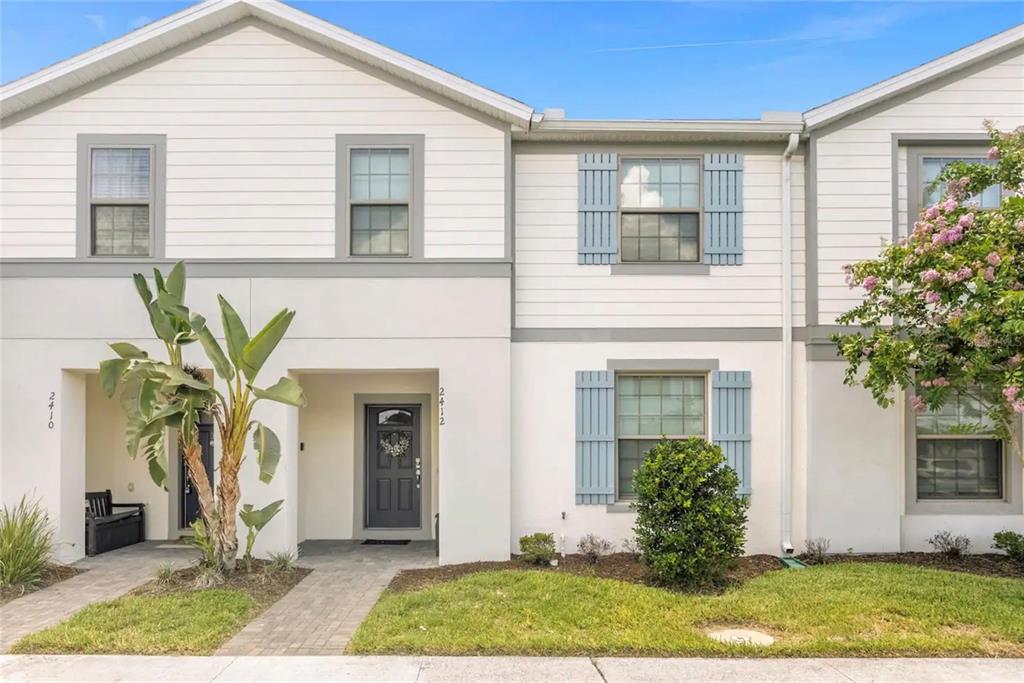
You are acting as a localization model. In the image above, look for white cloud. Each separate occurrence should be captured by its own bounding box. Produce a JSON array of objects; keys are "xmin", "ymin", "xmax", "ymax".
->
[{"xmin": 84, "ymin": 14, "xmax": 106, "ymax": 33}]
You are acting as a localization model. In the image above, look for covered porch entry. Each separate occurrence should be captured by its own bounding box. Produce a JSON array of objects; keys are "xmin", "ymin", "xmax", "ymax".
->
[{"xmin": 297, "ymin": 371, "xmax": 439, "ymax": 544}]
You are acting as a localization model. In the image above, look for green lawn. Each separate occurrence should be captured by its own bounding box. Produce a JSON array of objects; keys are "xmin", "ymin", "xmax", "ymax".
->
[
  {"xmin": 9, "ymin": 590, "xmax": 255, "ymax": 655},
  {"xmin": 349, "ymin": 563, "xmax": 1024, "ymax": 657}
]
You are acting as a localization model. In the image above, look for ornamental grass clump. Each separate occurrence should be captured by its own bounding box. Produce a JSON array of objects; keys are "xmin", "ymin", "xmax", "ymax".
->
[
  {"xmin": 834, "ymin": 124, "xmax": 1024, "ymax": 458},
  {"xmin": 0, "ymin": 496, "xmax": 55, "ymax": 589},
  {"xmin": 632, "ymin": 438, "xmax": 748, "ymax": 588}
]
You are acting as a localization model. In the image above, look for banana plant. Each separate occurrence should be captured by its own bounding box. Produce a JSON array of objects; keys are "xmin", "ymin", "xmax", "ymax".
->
[
  {"xmin": 100, "ymin": 261, "xmax": 306, "ymax": 572},
  {"xmin": 240, "ymin": 499, "xmax": 284, "ymax": 571}
]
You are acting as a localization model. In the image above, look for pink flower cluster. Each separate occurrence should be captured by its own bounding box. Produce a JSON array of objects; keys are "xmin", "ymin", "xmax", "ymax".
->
[
  {"xmin": 1004, "ymin": 386, "xmax": 1024, "ymax": 414},
  {"xmin": 910, "ymin": 395, "xmax": 926, "ymax": 412},
  {"xmin": 863, "ymin": 275, "xmax": 880, "ymax": 292},
  {"xmin": 921, "ymin": 269, "xmax": 941, "ymax": 283},
  {"xmin": 986, "ymin": 252, "xmax": 1001, "ymax": 266},
  {"xmin": 944, "ymin": 266, "xmax": 974, "ymax": 285},
  {"xmin": 920, "ymin": 377, "xmax": 950, "ymax": 388}
]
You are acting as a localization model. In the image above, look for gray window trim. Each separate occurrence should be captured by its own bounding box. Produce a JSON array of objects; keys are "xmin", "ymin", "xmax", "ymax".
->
[
  {"xmin": 617, "ymin": 154, "xmax": 704, "ymax": 265},
  {"xmin": 905, "ymin": 143, "xmax": 1001, "ymax": 232},
  {"xmin": 76, "ymin": 134, "xmax": 166, "ymax": 259},
  {"xmin": 335, "ymin": 134, "xmax": 425, "ymax": 260},
  {"xmin": 612, "ymin": 366, "xmax": 713, "ymax": 502},
  {"xmin": 904, "ymin": 392, "xmax": 1022, "ymax": 515}
]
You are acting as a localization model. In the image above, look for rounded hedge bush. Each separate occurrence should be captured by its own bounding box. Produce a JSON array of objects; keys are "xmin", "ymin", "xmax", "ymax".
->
[{"xmin": 632, "ymin": 437, "xmax": 748, "ymax": 587}]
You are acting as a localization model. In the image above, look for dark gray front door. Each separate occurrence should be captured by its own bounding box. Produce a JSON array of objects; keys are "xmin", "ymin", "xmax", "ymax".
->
[
  {"xmin": 366, "ymin": 406, "xmax": 421, "ymax": 528},
  {"xmin": 180, "ymin": 421, "xmax": 214, "ymax": 528}
]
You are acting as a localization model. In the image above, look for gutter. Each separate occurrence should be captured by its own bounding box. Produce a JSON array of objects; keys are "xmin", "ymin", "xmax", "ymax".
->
[{"xmin": 780, "ymin": 132, "xmax": 800, "ymax": 555}]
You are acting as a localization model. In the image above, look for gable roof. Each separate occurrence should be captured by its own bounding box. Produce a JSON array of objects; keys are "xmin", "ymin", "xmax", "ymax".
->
[
  {"xmin": 0, "ymin": 0, "xmax": 535, "ymax": 128},
  {"xmin": 804, "ymin": 23, "xmax": 1024, "ymax": 131}
]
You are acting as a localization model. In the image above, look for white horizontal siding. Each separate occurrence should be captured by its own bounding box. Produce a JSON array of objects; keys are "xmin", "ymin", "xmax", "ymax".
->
[
  {"xmin": 514, "ymin": 153, "xmax": 805, "ymax": 329},
  {"xmin": 815, "ymin": 48, "xmax": 1024, "ymax": 324},
  {"xmin": 0, "ymin": 22, "xmax": 506, "ymax": 259}
]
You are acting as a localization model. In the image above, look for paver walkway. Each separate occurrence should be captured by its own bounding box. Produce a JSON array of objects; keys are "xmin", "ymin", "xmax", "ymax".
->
[
  {"xmin": 217, "ymin": 540, "xmax": 436, "ymax": 656},
  {"xmin": 3, "ymin": 655, "xmax": 1022, "ymax": 682},
  {"xmin": 0, "ymin": 542, "xmax": 198, "ymax": 652}
]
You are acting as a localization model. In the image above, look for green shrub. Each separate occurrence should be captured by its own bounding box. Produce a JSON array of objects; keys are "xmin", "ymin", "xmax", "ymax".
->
[
  {"xmin": 632, "ymin": 438, "xmax": 748, "ymax": 587},
  {"xmin": 0, "ymin": 496, "xmax": 55, "ymax": 588},
  {"xmin": 265, "ymin": 551, "xmax": 297, "ymax": 574},
  {"xmin": 518, "ymin": 532, "xmax": 556, "ymax": 565},
  {"xmin": 992, "ymin": 530, "xmax": 1024, "ymax": 563}
]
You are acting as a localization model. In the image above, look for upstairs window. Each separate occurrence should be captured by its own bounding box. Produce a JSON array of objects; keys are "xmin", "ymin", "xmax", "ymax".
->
[
  {"xmin": 77, "ymin": 134, "xmax": 165, "ymax": 259},
  {"xmin": 619, "ymin": 158, "xmax": 701, "ymax": 263},
  {"xmin": 90, "ymin": 148, "xmax": 152, "ymax": 256},
  {"xmin": 921, "ymin": 155, "xmax": 1001, "ymax": 209},
  {"xmin": 349, "ymin": 148, "xmax": 410, "ymax": 257}
]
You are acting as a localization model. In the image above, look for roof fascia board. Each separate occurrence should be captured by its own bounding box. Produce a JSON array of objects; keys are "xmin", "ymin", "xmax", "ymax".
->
[{"xmin": 805, "ymin": 24, "xmax": 1024, "ymax": 131}]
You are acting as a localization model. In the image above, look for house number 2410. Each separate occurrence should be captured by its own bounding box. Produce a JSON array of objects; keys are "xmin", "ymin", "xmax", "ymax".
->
[
  {"xmin": 439, "ymin": 387, "xmax": 446, "ymax": 426},
  {"xmin": 47, "ymin": 392, "xmax": 56, "ymax": 429}
]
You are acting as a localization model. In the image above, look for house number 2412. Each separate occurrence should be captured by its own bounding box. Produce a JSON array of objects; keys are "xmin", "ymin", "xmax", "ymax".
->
[{"xmin": 439, "ymin": 387, "xmax": 446, "ymax": 426}]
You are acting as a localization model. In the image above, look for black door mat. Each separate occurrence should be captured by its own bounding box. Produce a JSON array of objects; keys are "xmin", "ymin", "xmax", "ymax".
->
[{"xmin": 362, "ymin": 539, "xmax": 410, "ymax": 545}]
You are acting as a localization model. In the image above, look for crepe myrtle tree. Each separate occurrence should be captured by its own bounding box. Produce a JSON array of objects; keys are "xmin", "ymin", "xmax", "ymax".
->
[
  {"xmin": 834, "ymin": 124, "xmax": 1024, "ymax": 459},
  {"xmin": 99, "ymin": 262, "xmax": 306, "ymax": 571}
]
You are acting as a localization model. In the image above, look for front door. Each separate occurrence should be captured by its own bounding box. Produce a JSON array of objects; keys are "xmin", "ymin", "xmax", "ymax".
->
[
  {"xmin": 366, "ymin": 406, "xmax": 421, "ymax": 529},
  {"xmin": 181, "ymin": 421, "xmax": 214, "ymax": 528}
]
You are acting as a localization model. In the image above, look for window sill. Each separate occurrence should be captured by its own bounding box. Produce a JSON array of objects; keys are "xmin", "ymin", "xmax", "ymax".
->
[
  {"xmin": 905, "ymin": 498, "xmax": 1021, "ymax": 516},
  {"xmin": 610, "ymin": 263, "xmax": 710, "ymax": 276}
]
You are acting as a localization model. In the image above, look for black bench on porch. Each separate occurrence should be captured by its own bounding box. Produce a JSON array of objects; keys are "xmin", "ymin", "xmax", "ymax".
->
[{"xmin": 85, "ymin": 489, "xmax": 145, "ymax": 556}]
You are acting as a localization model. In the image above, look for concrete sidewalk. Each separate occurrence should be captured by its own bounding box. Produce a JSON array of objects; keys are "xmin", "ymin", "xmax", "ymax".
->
[{"xmin": 2, "ymin": 655, "xmax": 1022, "ymax": 682}]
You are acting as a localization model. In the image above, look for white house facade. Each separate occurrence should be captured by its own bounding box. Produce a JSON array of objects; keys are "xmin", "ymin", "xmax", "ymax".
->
[{"xmin": 1, "ymin": 0, "xmax": 1021, "ymax": 564}]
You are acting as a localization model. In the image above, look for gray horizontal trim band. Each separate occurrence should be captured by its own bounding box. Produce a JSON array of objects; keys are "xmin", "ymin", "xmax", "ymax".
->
[
  {"xmin": 608, "ymin": 358, "xmax": 719, "ymax": 371},
  {"xmin": 605, "ymin": 503, "xmax": 635, "ymax": 514},
  {"xmin": 610, "ymin": 263, "xmax": 711, "ymax": 276},
  {"xmin": 0, "ymin": 259, "xmax": 512, "ymax": 278},
  {"xmin": 512, "ymin": 327, "xmax": 784, "ymax": 342},
  {"xmin": 807, "ymin": 343, "xmax": 844, "ymax": 362},
  {"xmin": 894, "ymin": 133, "xmax": 991, "ymax": 145}
]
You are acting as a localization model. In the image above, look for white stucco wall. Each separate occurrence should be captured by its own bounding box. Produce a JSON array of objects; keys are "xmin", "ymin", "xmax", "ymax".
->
[
  {"xmin": 806, "ymin": 361, "xmax": 1024, "ymax": 554},
  {"xmin": 84, "ymin": 375, "xmax": 172, "ymax": 541},
  {"xmin": 511, "ymin": 340, "xmax": 788, "ymax": 556},
  {"xmin": 297, "ymin": 371, "xmax": 439, "ymax": 543},
  {"xmin": 1, "ymin": 274, "xmax": 510, "ymax": 565}
]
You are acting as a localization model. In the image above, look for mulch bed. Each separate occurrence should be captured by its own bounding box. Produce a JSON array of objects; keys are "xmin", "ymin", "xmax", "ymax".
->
[
  {"xmin": 130, "ymin": 559, "xmax": 311, "ymax": 609},
  {"xmin": 387, "ymin": 552, "xmax": 783, "ymax": 594},
  {"xmin": 0, "ymin": 564, "xmax": 86, "ymax": 607},
  {"xmin": 817, "ymin": 552, "xmax": 1024, "ymax": 579}
]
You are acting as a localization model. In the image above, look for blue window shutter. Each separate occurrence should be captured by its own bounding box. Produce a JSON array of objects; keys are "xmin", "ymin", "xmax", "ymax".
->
[
  {"xmin": 711, "ymin": 370, "xmax": 752, "ymax": 495},
  {"xmin": 703, "ymin": 153, "xmax": 744, "ymax": 265},
  {"xmin": 576, "ymin": 370, "xmax": 615, "ymax": 504},
  {"xmin": 578, "ymin": 153, "xmax": 618, "ymax": 265}
]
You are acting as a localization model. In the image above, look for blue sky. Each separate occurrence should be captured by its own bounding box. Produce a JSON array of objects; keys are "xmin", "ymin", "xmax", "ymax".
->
[{"xmin": 1, "ymin": 1, "xmax": 1021, "ymax": 119}]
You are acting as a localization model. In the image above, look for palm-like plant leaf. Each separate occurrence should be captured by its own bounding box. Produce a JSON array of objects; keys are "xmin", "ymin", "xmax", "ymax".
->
[
  {"xmin": 240, "ymin": 500, "xmax": 283, "ymax": 532},
  {"xmin": 241, "ymin": 309, "xmax": 295, "ymax": 382},
  {"xmin": 109, "ymin": 342, "xmax": 148, "ymax": 360},
  {"xmin": 252, "ymin": 422, "xmax": 281, "ymax": 484},
  {"xmin": 251, "ymin": 376, "xmax": 306, "ymax": 407},
  {"xmin": 190, "ymin": 313, "xmax": 234, "ymax": 381},
  {"xmin": 218, "ymin": 295, "xmax": 250, "ymax": 376},
  {"xmin": 99, "ymin": 358, "xmax": 129, "ymax": 397}
]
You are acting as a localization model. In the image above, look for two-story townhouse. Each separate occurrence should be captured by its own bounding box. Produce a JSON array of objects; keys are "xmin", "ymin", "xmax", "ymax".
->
[{"xmin": 1, "ymin": 0, "xmax": 1021, "ymax": 565}]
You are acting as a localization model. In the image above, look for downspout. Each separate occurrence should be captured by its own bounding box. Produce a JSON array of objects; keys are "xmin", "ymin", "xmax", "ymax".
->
[{"xmin": 780, "ymin": 132, "xmax": 799, "ymax": 555}]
